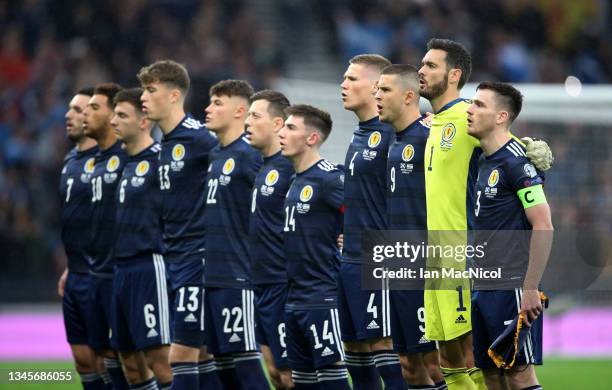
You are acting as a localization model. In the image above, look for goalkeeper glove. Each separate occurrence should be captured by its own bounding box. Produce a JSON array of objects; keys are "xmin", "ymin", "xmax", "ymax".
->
[{"xmin": 522, "ymin": 137, "xmax": 554, "ymax": 171}]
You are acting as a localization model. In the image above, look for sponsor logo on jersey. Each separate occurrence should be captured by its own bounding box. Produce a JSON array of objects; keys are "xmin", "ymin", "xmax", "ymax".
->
[
  {"xmin": 368, "ymin": 131, "xmax": 382, "ymax": 148},
  {"xmin": 440, "ymin": 123, "xmax": 456, "ymax": 150},
  {"xmin": 184, "ymin": 313, "xmax": 197, "ymax": 323},
  {"xmin": 487, "ymin": 169, "xmax": 499, "ymax": 187},
  {"xmin": 455, "ymin": 314, "xmax": 467, "ymax": 324},
  {"xmin": 321, "ymin": 346, "xmax": 334, "ymax": 357},
  {"xmin": 523, "ymin": 163, "xmax": 537, "ymax": 178},
  {"xmin": 367, "ymin": 320, "xmax": 380, "ymax": 330},
  {"xmin": 402, "ymin": 144, "xmax": 415, "ymax": 162},
  {"xmin": 106, "ymin": 156, "xmax": 120, "ymax": 172},
  {"xmin": 136, "ymin": 161, "xmax": 150, "ymax": 176},
  {"xmin": 418, "ymin": 335, "xmax": 430, "ymax": 344},
  {"xmin": 222, "ymin": 158, "xmax": 235, "ymax": 175},
  {"xmin": 229, "ymin": 333, "xmax": 241, "ymax": 343},
  {"xmin": 299, "ymin": 185, "xmax": 313, "ymax": 202},
  {"xmin": 172, "ymin": 144, "xmax": 185, "ymax": 161},
  {"xmin": 147, "ymin": 328, "xmax": 158, "ymax": 338}
]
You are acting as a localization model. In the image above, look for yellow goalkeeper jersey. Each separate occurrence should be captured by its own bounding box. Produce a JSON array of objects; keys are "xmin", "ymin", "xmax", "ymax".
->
[{"xmin": 425, "ymin": 98, "xmax": 481, "ymax": 231}]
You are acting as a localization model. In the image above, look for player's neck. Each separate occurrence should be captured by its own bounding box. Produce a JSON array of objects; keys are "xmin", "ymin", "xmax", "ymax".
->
[
  {"xmin": 125, "ymin": 136, "xmax": 154, "ymax": 156},
  {"xmin": 159, "ymin": 109, "xmax": 185, "ymax": 135},
  {"xmin": 392, "ymin": 109, "xmax": 421, "ymax": 133},
  {"xmin": 260, "ymin": 138, "xmax": 281, "ymax": 158},
  {"xmin": 355, "ymin": 104, "xmax": 378, "ymax": 123},
  {"xmin": 430, "ymin": 88, "xmax": 460, "ymax": 113},
  {"xmin": 217, "ymin": 123, "xmax": 245, "ymax": 147},
  {"xmin": 76, "ymin": 136, "xmax": 97, "ymax": 152},
  {"xmin": 292, "ymin": 150, "xmax": 321, "ymax": 173},
  {"xmin": 480, "ymin": 130, "xmax": 511, "ymax": 156},
  {"xmin": 96, "ymin": 128, "xmax": 117, "ymax": 151}
]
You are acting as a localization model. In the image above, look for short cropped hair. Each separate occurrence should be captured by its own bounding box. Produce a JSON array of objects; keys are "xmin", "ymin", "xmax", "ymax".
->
[
  {"xmin": 113, "ymin": 87, "xmax": 145, "ymax": 113},
  {"xmin": 77, "ymin": 87, "xmax": 94, "ymax": 96},
  {"xmin": 426, "ymin": 38, "xmax": 472, "ymax": 89},
  {"xmin": 249, "ymin": 90, "xmax": 291, "ymax": 120},
  {"xmin": 209, "ymin": 79, "xmax": 254, "ymax": 101},
  {"xmin": 285, "ymin": 104, "xmax": 333, "ymax": 142},
  {"xmin": 349, "ymin": 54, "xmax": 392, "ymax": 73},
  {"xmin": 477, "ymin": 82, "xmax": 523, "ymax": 123},
  {"xmin": 137, "ymin": 60, "xmax": 190, "ymax": 94},
  {"xmin": 381, "ymin": 64, "xmax": 420, "ymax": 91},
  {"xmin": 93, "ymin": 83, "xmax": 123, "ymax": 108}
]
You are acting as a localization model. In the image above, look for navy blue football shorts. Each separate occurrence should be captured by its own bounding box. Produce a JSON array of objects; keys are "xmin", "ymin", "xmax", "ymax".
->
[
  {"xmin": 62, "ymin": 271, "xmax": 91, "ymax": 345},
  {"xmin": 472, "ymin": 289, "xmax": 543, "ymax": 369},
  {"xmin": 204, "ymin": 287, "xmax": 258, "ymax": 355},
  {"xmin": 166, "ymin": 256, "xmax": 206, "ymax": 348},
  {"xmin": 337, "ymin": 262, "xmax": 391, "ymax": 342},
  {"xmin": 110, "ymin": 254, "xmax": 171, "ymax": 351},
  {"xmin": 285, "ymin": 306, "xmax": 345, "ymax": 370},
  {"xmin": 389, "ymin": 290, "xmax": 437, "ymax": 354},
  {"xmin": 86, "ymin": 275, "xmax": 113, "ymax": 351},
  {"xmin": 254, "ymin": 283, "xmax": 289, "ymax": 369}
]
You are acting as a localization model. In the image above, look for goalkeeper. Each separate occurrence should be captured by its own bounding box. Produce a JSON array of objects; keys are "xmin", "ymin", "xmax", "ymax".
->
[{"xmin": 418, "ymin": 38, "xmax": 553, "ymax": 390}]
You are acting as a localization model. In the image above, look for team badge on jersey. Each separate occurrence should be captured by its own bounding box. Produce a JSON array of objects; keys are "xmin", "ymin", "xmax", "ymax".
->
[
  {"xmin": 81, "ymin": 157, "xmax": 96, "ymax": 182},
  {"xmin": 107, "ymin": 156, "xmax": 120, "ymax": 172},
  {"xmin": 172, "ymin": 144, "xmax": 185, "ymax": 161},
  {"xmin": 485, "ymin": 169, "xmax": 499, "ymax": 197},
  {"xmin": 400, "ymin": 144, "xmax": 416, "ymax": 174},
  {"xmin": 368, "ymin": 131, "xmax": 382, "ymax": 148},
  {"xmin": 219, "ymin": 158, "xmax": 235, "ymax": 185},
  {"xmin": 299, "ymin": 185, "xmax": 313, "ymax": 202},
  {"xmin": 104, "ymin": 156, "xmax": 120, "ymax": 183},
  {"xmin": 297, "ymin": 185, "xmax": 313, "ymax": 213},
  {"xmin": 440, "ymin": 123, "xmax": 456, "ymax": 151},
  {"xmin": 363, "ymin": 131, "xmax": 382, "ymax": 161},
  {"xmin": 222, "ymin": 158, "xmax": 236, "ymax": 175},
  {"xmin": 136, "ymin": 161, "xmax": 150, "ymax": 176},
  {"xmin": 261, "ymin": 169, "xmax": 279, "ymax": 196},
  {"xmin": 402, "ymin": 145, "xmax": 415, "ymax": 162}
]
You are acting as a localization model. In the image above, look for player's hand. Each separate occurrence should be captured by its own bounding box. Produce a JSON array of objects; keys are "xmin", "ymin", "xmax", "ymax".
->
[
  {"xmin": 337, "ymin": 234, "xmax": 344, "ymax": 251},
  {"xmin": 522, "ymin": 137, "xmax": 554, "ymax": 171},
  {"xmin": 423, "ymin": 112, "xmax": 433, "ymax": 126},
  {"xmin": 57, "ymin": 268, "xmax": 68, "ymax": 297},
  {"xmin": 520, "ymin": 289, "xmax": 542, "ymax": 326}
]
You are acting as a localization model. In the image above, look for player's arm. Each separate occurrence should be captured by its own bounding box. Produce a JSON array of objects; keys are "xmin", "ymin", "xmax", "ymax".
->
[
  {"xmin": 58, "ymin": 267, "xmax": 68, "ymax": 297},
  {"xmin": 519, "ymin": 185, "xmax": 554, "ymax": 326}
]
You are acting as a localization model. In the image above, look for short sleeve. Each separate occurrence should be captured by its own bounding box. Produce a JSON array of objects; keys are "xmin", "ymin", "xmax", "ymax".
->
[
  {"xmin": 507, "ymin": 158, "xmax": 545, "ymax": 192},
  {"xmin": 323, "ymin": 170, "xmax": 345, "ymax": 211},
  {"xmin": 194, "ymin": 127, "xmax": 219, "ymax": 161}
]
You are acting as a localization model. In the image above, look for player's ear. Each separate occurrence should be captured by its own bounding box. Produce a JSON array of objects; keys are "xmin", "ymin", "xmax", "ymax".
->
[
  {"xmin": 449, "ymin": 68, "xmax": 462, "ymax": 86},
  {"xmin": 404, "ymin": 89, "xmax": 415, "ymax": 105},
  {"xmin": 496, "ymin": 110, "xmax": 509, "ymax": 126},
  {"xmin": 169, "ymin": 89, "xmax": 181, "ymax": 104},
  {"xmin": 272, "ymin": 117, "xmax": 284, "ymax": 133},
  {"xmin": 371, "ymin": 80, "xmax": 380, "ymax": 96},
  {"xmin": 306, "ymin": 129, "xmax": 320, "ymax": 147}
]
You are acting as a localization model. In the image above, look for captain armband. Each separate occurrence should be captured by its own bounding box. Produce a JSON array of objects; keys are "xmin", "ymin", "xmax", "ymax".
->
[{"xmin": 517, "ymin": 184, "xmax": 547, "ymax": 209}]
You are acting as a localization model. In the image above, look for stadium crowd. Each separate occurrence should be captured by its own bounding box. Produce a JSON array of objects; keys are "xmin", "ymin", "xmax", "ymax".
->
[{"xmin": 0, "ymin": 0, "xmax": 610, "ymax": 302}]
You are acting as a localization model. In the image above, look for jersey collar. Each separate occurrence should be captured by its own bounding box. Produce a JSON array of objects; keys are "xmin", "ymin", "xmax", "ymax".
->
[
  {"xmin": 397, "ymin": 114, "xmax": 427, "ymax": 136},
  {"xmin": 435, "ymin": 98, "xmax": 466, "ymax": 114}
]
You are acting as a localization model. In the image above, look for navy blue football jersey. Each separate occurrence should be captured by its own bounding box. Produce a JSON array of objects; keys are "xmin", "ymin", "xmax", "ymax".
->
[
  {"xmin": 342, "ymin": 117, "xmax": 395, "ymax": 264},
  {"xmin": 114, "ymin": 143, "xmax": 164, "ymax": 259},
  {"xmin": 284, "ymin": 159, "xmax": 344, "ymax": 309},
  {"xmin": 473, "ymin": 139, "xmax": 545, "ymax": 277},
  {"xmin": 248, "ymin": 151, "xmax": 294, "ymax": 285},
  {"xmin": 386, "ymin": 116, "xmax": 430, "ymax": 229},
  {"xmin": 158, "ymin": 115, "xmax": 219, "ymax": 262},
  {"xmin": 203, "ymin": 134, "xmax": 263, "ymax": 288},
  {"xmin": 59, "ymin": 145, "xmax": 99, "ymax": 273},
  {"xmin": 89, "ymin": 141, "xmax": 127, "ymax": 276}
]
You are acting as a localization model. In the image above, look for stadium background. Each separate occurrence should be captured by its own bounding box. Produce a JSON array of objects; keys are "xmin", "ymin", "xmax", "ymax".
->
[{"xmin": 0, "ymin": 0, "xmax": 610, "ymax": 388}]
